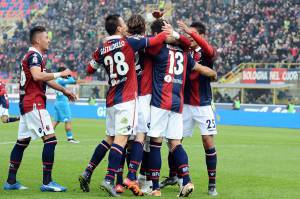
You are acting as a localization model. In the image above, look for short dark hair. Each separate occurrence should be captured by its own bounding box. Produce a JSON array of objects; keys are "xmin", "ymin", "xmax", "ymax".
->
[
  {"xmin": 150, "ymin": 19, "xmax": 166, "ymax": 35},
  {"xmin": 190, "ymin": 22, "xmax": 206, "ymax": 34},
  {"xmin": 57, "ymin": 66, "xmax": 66, "ymax": 72},
  {"xmin": 105, "ymin": 14, "xmax": 121, "ymax": 35},
  {"xmin": 127, "ymin": 14, "xmax": 146, "ymax": 35},
  {"xmin": 30, "ymin": 26, "xmax": 46, "ymax": 44}
]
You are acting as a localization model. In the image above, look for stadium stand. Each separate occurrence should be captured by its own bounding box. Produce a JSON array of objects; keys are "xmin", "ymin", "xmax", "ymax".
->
[{"xmin": 0, "ymin": 0, "xmax": 299, "ymax": 83}]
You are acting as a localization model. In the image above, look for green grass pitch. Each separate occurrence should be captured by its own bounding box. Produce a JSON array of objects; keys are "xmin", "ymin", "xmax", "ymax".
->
[{"xmin": 0, "ymin": 119, "xmax": 300, "ymax": 199}]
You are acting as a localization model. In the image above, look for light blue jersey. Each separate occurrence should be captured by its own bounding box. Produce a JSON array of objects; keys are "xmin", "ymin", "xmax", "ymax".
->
[{"xmin": 54, "ymin": 77, "xmax": 76, "ymax": 122}]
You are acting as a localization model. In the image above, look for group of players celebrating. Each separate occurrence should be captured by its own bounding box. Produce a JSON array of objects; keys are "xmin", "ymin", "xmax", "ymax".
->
[{"xmin": 2, "ymin": 12, "xmax": 218, "ymax": 198}]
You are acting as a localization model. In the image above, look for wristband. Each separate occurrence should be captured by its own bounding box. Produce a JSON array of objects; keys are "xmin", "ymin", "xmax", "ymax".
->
[
  {"xmin": 172, "ymin": 31, "xmax": 180, "ymax": 40},
  {"xmin": 53, "ymin": 72, "xmax": 61, "ymax": 79}
]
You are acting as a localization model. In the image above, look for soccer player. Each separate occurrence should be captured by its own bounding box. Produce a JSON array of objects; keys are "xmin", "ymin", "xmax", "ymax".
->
[
  {"xmin": 52, "ymin": 66, "xmax": 80, "ymax": 144},
  {"xmin": 3, "ymin": 26, "xmax": 76, "ymax": 192},
  {"xmin": 161, "ymin": 20, "xmax": 219, "ymax": 196},
  {"xmin": 79, "ymin": 14, "xmax": 170, "ymax": 197},
  {"xmin": 146, "ymin": 19, "xmax": 217, "ymax": 197},
  {"xmin": 0, "ymin": 81, "xmax": 20, "ymax": 123}
]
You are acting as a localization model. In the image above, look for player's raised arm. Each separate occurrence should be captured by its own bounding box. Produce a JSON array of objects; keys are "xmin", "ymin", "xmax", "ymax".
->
[
  {"xmin": 47, "ymin": 80, "xmax": 77, "ymax": 102},
  {"xmin": 178, "ymin": 20, "xmax": 214, "ymax": 57},
  {"xmin": 162, "ymin": 22, "xmax": 191, "ymax": 49}
]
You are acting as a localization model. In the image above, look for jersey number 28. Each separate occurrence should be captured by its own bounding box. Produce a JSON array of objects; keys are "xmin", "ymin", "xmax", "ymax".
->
[{"xmin": 104, "ymin": 52, "xmax": 129, "ymax": 79}]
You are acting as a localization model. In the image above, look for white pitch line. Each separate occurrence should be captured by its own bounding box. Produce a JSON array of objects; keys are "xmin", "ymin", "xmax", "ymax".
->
[{"xmin": 0, "ymin": 141, "xmax": 15, "ymax": 145}]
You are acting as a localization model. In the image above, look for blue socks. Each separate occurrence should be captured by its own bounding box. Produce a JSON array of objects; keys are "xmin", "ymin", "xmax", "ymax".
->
[
  {"xmin": 168, "ymin": 151, "xmax": 177, "ymax": 178},
  {"xmin": 42, "ymin": 137, "xmax": 57, "ymax": 185},
  {"xmin": 66, "ymin": 130, "xmax": 73, "ymax": 139},
  {"xmin": 172, "ymin": 144, "xmax": 191, "ymax": 186},
  {"xmin": 85, "ymin": 140, "xmax": 111, "ymax": 178},
  {"xmin": 206, "ymin": 147, "xmax": 217, "ymax": 186},
  {"xmin": 127, "ymin": 141, "xmax": 144, "ymax": 181},
  {"xmin": 116, "ymin": 146, "xmax": 127, "ymax": 185},
  {"xmin": 105, "ymin": 144, "xmax": 124, "ymax": 184},
  {"xmin": 148, "ymin": 141, "xmax": 162, "ymax": 190},
  {"xmin": 7, "ymin": 139, "xmax": 30, "ymax": 184}
]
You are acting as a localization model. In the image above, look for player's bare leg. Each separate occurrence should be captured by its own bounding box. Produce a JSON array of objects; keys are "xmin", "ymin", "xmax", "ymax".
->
[
  {"xmin": 52, "ymin": 121, "xmax": 59, "ymax": 129},
  {"xmin": 65, "ymin": 121, "xmax": 79, "ymax": 143},
  {"xmin": 202, "ymin": 135, "xmax": 217, "ymax": 196},
  {"xmin": 40, "ymin": 133, "xmax": 66, "ymax": 192},
  {"xmin": 1, "ymin": 115, "xmax": 20, "ymax": 123},
  {"xmin": 79, "ymin": 135, "xmax": 113, "ymax": 192},
  {"xmin": 169, "ymin": 139, "xmax": 194, "ymax": 197},
  {"xmin": 4, "ymin": 137, "xmax": 31, "ymax": 190},
  {"xmin": 124, "ymin": 133, "xmax": 145, "ymax": 196}
]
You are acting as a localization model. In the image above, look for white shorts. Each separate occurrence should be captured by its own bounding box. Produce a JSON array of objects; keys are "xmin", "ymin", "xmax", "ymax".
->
[
  {"xmin": 136, "ymin": 94, "xmax": 151, "ymax": 133},
  {"xmin": 0, "ymin": 106, "xmax": 9, "ymax": 117},
  {"xmin": 106, "ymin": 99, "xmax": 138, "ymax": 137},
  {"xmin": 148, "ymin": 106, "xmax": 183, "ymax": 140},
  {"xmin": 18, "ymin": 109, "xmax": 54, "ymax": 140},
  {"xmin": 183, "ymin": 104, "xmax": 217, "ymax": 137}
]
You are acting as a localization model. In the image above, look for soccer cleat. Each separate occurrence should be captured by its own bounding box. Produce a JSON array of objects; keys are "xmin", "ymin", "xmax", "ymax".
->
[
  {"xmin": 67, "ymin": 138, "xmax": 80, "ymax": 144},
  {"xmin": 178, "ymin": 182, "xmax": 194, "ymax": 197},
  {"xmin": 123, "ymin": 178, "xmax": 144, "ymax": 196},
  {"xmin": 159, "ymin": 176, "xmax": 178, "ymax": 189},
  {"xmin": 150, "ymin": 189, "xmax": 161, "ymax": 197},
  {"xmin": 138, "ymin": 174, "xmax": 152, "ymax": 194},
  {"xmin": 3, "ymin": 181, "xmax": 28, "ymax": 190},
  {"xmin": 99, "ymin": 180, "xmax": 119, "ymax": 197},
  {"xmin": 40, "ymin": 181, "xmax": 66, "ymax": 192},
  {"xmin": 115, "ymin": 184, "xmax": 125, "ymax": 194},
  {"xmin": 208, "ymin": 185, "xmax": 218, "ymax": 196},
  {"xmin": 177, "ymin": 178, "xmax": 183, "ymax": 190},
  {"xmin": 79, "ymin": 173, "xmax": 91, "ymax": 192}
]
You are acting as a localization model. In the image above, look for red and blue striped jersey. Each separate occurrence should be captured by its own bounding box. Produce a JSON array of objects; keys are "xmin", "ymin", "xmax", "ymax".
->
[
  {"xmin": 135, "ymin": 49, "xmax": 153, "ymax": 96},
  {"xmin": 149, "ymin": 44, "xmax": 196, "ymax": 113},
  {"xmin": 87, "ymin": 34, "xmax": 167, "ymax": 107},
  {"xmin": 184, "ymin": 47, "xmax": 215, "ymax": 106},
  {"xmin": 19, "ymin": 47, "xmax": 47, "ymax": 115},
  {"xmin": 0, "ymin": 82, "xmax": 9, "ymax": 109}
]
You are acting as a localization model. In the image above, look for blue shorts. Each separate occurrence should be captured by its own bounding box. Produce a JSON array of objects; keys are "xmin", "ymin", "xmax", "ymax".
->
[{"xmin": 53, "ymin": 102, "xmax": 72, "ymax": 122}]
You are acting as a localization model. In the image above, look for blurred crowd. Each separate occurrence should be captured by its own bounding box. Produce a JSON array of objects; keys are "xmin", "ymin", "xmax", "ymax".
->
[{"xmin": 0, "ymin": 0, "xmax": 299, "ymax": 82}]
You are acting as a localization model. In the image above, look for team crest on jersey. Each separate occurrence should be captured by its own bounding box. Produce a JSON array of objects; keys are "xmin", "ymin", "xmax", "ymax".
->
[
  {"xmin": 32, "ymin": 54, "xmax": 38, "ymax": 63},
  {"xmin": 46, "ymin": 125, "xmax": 50, "ymax": 131},
  {"xmin": 164, "ymin": 74, "xmax": 172, "ymax": 83}
]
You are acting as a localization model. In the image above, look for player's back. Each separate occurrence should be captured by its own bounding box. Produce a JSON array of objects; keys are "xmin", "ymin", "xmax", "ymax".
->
[
  {"xmin": 184, "ymin": 48, "xmax": 214, "ymax": 106},
  {"xmin": 151, "ymin": 44, "xmax": 194, "ymax": 113},
  {"xmin": 93, "ymin": 35, "xmax": 138, "ymax": 107},
  {"xmin": 136, "ymin": 48, "xmax": 153, "ymax": 96},
  {"xmin": 19, "ymin": 47, "xmax": 47, "ymax": 115}
]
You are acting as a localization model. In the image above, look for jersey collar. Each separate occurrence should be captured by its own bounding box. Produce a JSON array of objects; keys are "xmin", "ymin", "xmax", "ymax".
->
[
  {"xmin": 194, "ymin": 47, "xmax": 201, "ymax": 52},
  {"xmin": 105, "ymin": 35, "xmax": 122, "ymax": 40},
  {"xmin": 28, "ymin": 47, "xmax": 43, "ymax": 57}
]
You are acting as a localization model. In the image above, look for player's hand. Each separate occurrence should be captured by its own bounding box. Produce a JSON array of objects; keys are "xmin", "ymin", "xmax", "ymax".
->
[
  {"xmin": 211, "ymin": 74, "xmax": 218, "ymax": 82},
  {"xmin": 162, "ymin": 21, "xmax": 173, "ymax": 36},
  {"xmin": 152, "ymin": 10, "xmax": 164, "ymax": 19},
  {"xmin": 177, "ymin": 20, "xmax": 192, "ymax": 35},
  {"xmin": 60, "ymin": 68, "xmax": 72, "ymax": 78},
  {"xmin": 63, "ymin": 89, "xmax": 77, "ymax": 102}
]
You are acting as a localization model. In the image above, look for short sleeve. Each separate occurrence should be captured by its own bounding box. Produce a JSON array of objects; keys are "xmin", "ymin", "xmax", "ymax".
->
[
  {"xmin": 187, "ymin": 54, "xmax": 196, "ymax": 71},
  {"xmin": 28, "ymin": 53, "xmax": 43, "ymax": 68},
  {"xmin": 126, "ymin": 36, "xmax": 149, "ymax": 52}
]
